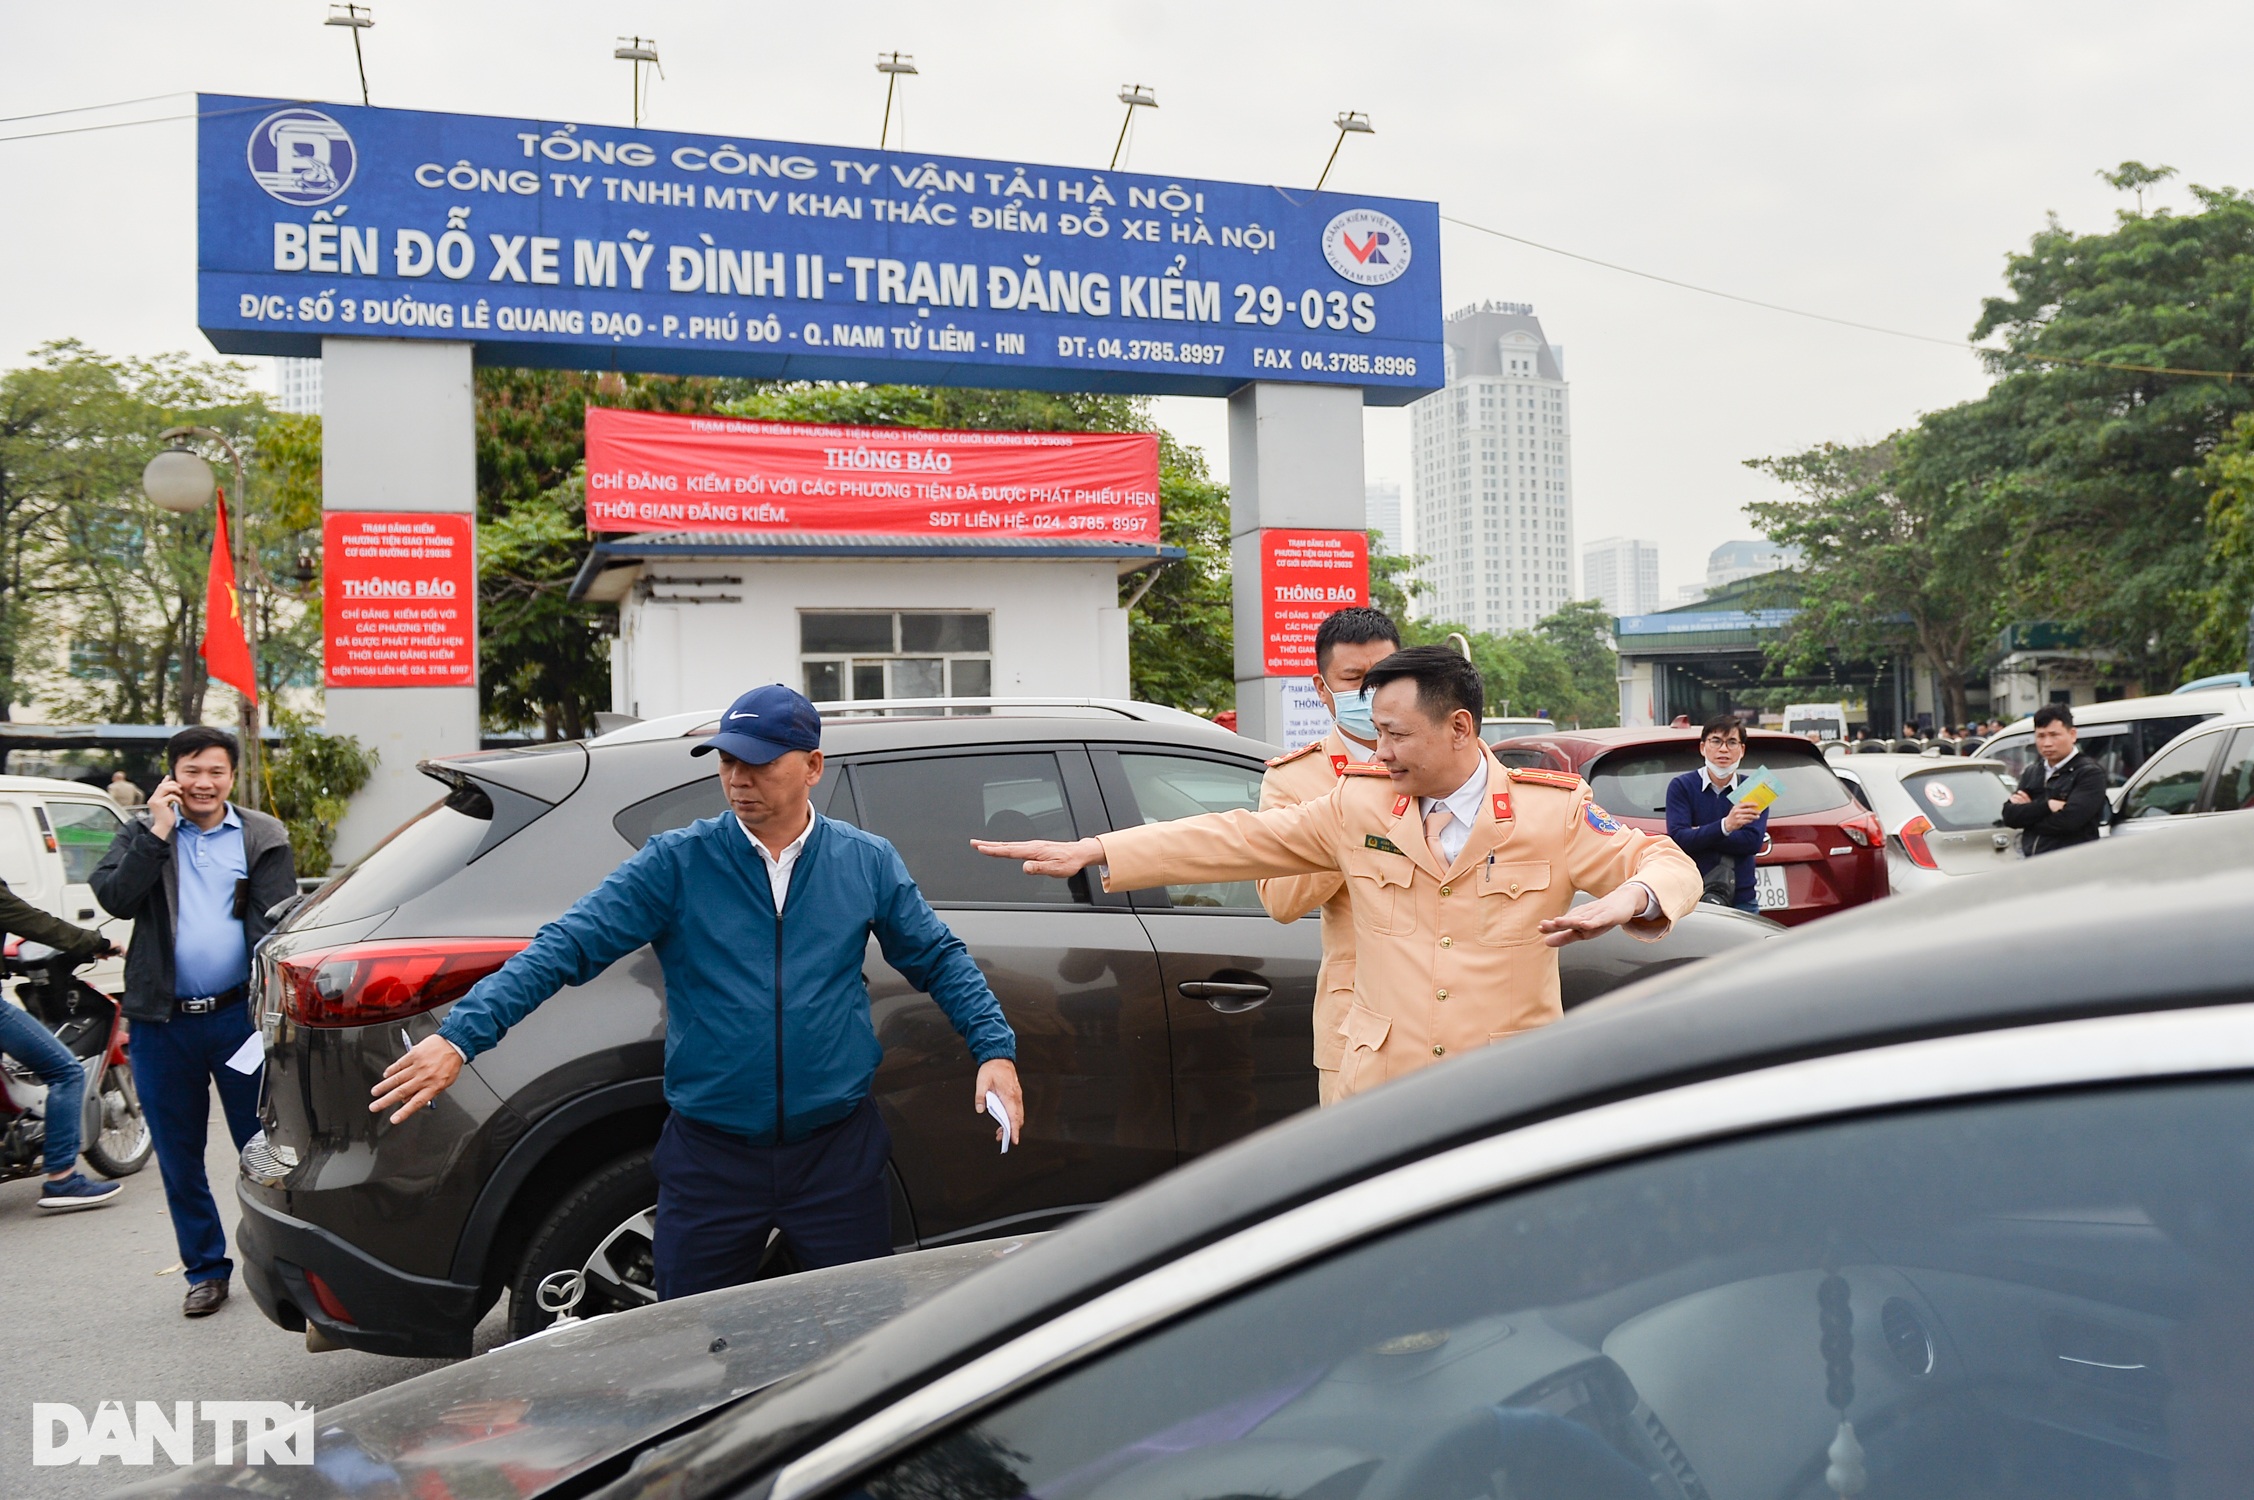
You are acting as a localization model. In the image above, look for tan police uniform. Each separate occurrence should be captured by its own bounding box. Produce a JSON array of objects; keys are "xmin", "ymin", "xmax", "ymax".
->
[
  {"xmin": 1097, "ymin": 758, "xmax": 1702, "ymax": 1100},
  {"xmin": 1256, "ymin": 730, "xmax": 1376, "ymax": 1106}
]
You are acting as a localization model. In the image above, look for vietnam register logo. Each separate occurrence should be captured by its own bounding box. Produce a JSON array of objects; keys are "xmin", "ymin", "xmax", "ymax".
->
[{"xmin": 1322, "ymin": 208, "xmax": 1412, "ymax": 286}]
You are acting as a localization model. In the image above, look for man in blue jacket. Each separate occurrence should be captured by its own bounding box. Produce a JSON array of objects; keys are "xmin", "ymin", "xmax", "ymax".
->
[
  {"xmin": 1664, "ymin": 716, "xmax": 1769, "ymax": 914},
  {"xmin": 372, "ymin": 684, "xmax": 1022, "ymax": 1297}
]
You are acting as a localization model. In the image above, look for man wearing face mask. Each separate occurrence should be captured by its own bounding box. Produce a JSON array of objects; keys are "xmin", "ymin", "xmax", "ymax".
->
[
  {"xmin": 1664, "ymin": 716, "xmax": 1767, "ymax": 913},
  {"xmin": 1254, "ymin": 607, "xmax": 1400, "ymax": 1104}
]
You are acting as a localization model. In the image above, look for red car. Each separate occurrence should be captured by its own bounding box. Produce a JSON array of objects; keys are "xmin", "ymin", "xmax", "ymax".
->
[{"xmin": 1491, "ymin": 727, "xmax": 1888, "ymax": 924}]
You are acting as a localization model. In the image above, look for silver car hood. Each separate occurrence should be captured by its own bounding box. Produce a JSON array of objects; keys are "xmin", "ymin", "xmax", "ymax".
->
[{"xmin": 112, "ymin": 1238, "xmax": 1031, "ymax": 1499}]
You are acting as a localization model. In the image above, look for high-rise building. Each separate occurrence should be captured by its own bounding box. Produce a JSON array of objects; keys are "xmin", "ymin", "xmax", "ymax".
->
[
  {"xmin": 1364, "ymin": 481, "xmax": 1403, "ymax": 555},
  {"xmin": 275, "ymin": 357, "xmax": 322, "ymax": 415},
  {"xmin": 1581, "ymin": 536, "xmax": 1660, "ymax": 618},
  {"xmin": 1408, "ymin": 302, "xmax": 1576, "ymax": 632},
  {"xmin": 1705, "ymin": 538, "xmax": 1800, "ymax": 592}
]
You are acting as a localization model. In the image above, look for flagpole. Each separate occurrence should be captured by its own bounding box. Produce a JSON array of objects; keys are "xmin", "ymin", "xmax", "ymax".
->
[{"xmin": 225, "ymin": 453, "xmax": 263, "ymax": 812}]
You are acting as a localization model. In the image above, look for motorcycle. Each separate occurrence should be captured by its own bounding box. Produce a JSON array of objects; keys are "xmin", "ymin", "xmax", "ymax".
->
[{"xmin": 0, "ymin": 940, "xmax": 152, "ymax": 1183}]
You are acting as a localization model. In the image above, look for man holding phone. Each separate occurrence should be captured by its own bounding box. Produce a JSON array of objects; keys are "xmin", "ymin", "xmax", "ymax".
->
[{"xmin": 91, "ymin": 726, "xmax": 297, "ymax": 1318}]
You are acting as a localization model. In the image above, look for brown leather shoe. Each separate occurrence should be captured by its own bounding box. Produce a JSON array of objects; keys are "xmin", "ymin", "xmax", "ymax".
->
[{"xmin": 182, "ymin": 1280, "xmax": 229, "ymax": 1318}]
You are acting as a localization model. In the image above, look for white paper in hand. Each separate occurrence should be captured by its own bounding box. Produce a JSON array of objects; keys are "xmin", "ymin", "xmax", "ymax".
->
[
  {"xmin": 224, "ymin": 1033, "xmax": 264, "ymax": 1075},
  {"xmin": 984, "ymin": 1089, "xmax": 1014, "ymax": 1154}
]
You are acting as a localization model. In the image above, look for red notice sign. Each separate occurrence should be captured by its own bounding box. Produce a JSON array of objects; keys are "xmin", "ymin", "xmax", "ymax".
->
[
  {"xmin": 1261, "ymin": 530, "xmax": 1370, "ymax": 675},
  {"xmin": 583, "ymin": 407, "xmax": 1162, "ymax": 542},
  {"xmin": 323, "ymin": 512, "xmax": 477, "ymax": 688}
]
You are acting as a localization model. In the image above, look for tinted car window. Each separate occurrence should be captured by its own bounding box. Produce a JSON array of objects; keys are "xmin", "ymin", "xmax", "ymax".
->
[
  {"xmin": 851, "ymin": 753, "xmax": 1078, "ymax": 905},
  {"xmin": 45, "ymin": 799, "xmax": 122, "ymax": 882},
  {"xmin": 2135, "ymin": 713, "xmax": 2216, "ymax": 768},
  {"xmin": 1903, "ymin": 767, "xmax": 2012, "ymax": 832},
  {"xmin": 2213, "ymin": 728, "xmax": 2254, "ymax": 813},
  {"xmin": 1589, "ymin": 744, "xmax": 1848, "ymax": 819},
  {"xmin": 852, "ymin": 1079, "xmax": 2254, "ymax": 1500},
  {"xmin": 289, "ymin": 799, "xmax": 490, "ymax": 929},
  {"xmin": 613, "ymin": 766, "xmax": 853, "ymax": 848},
  {"xmin": 2120, "ymin": 731, "xmax": 2221, "ymax": 820},
  {"xmin": 1116, "ymin": 753, "xmax": 1266, "ymax": 910}
]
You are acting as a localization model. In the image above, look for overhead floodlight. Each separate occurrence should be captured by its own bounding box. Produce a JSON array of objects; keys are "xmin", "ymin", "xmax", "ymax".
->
[
  {"xmin": 1314, "ymin": 111, "xmax": 1374, "ymax": 192},
  {"xmin": 876, "ymin": 51, "xmax": 918, "ymax": 148},
  {"xmin": 615, "ymin": 36, "xmax": 663, "ymax": 127},
  {"xmin": 325, "ymin": 4, "xmax": 374, "ymax": 106},
  {"xmin": 1111, "ymin": 84, "xmax": 1157, "ymax": 171}
]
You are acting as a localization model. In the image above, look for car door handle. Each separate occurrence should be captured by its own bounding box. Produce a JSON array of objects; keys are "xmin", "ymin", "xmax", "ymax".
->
[
  {"xmin": 1178, "ymin": 979, "xmax": 1270, "ymax": 1013},
  {"xmin": 76, "ymin": 909, "xmax": 95, "ymax": 920}
]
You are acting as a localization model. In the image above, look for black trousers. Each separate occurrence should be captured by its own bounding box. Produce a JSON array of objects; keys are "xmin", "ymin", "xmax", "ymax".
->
[{"xmin": 651, "ymin": 1099, "xmax": 894, "ymax": 1300}]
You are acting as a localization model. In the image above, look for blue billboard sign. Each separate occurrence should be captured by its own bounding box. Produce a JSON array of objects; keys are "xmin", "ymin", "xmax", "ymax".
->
[{"xmin": 198, "ymin": 95, "xmax": 1444, "ymax": 403}]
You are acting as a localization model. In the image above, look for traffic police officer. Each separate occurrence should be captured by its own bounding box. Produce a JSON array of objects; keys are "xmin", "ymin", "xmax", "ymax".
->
[
  {"xmin": 1258, "ymin": 606, "xmax": 1400, "ymax": 1105},
  {"xmin": 977, "ymin": 647, "xmax": 1700, "ymax": 1101},
  {"xmin": 375, "ymin": 684, "xmax": 1024, "ymax": 1298}
]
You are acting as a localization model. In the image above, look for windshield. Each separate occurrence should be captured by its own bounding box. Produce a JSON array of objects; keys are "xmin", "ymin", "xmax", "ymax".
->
[{"xmin": 1589, "ymin": 743, "xmax": 1850, "ymax": 819}]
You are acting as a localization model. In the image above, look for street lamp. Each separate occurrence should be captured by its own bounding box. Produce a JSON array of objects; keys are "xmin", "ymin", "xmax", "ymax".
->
[
  {"xmin": 1314, "ymin": 111, "xmax": 1374, "ymax": 193},
  {"xmin": 1111, "ymin": 84, "xmax": 1156, "ymax": 171},
  {"xmin": 141, "ymin": 428, "xmax": 264, "ymax": 810},
  {"xmin": 324, "ymin": 4, "xmax": 374, "ymax": 107},
  {"xmin": 875, "ymin": 51, "xmax": 917, "ymax": 149},
  {"xmin": 614, "ymin": 37, "xmax": 662, "ymax": 128}
]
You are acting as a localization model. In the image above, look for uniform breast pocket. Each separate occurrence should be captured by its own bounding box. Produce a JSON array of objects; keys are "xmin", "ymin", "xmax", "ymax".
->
[
  {"xmin": 1476, "ymin": 861, "xmax": 1553, "ymax": 945},
  {"xmin": 1348, "ymin": 859, "xmax": 1416, "ymax": 936}
]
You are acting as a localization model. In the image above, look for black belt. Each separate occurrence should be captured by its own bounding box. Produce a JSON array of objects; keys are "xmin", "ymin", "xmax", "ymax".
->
[{"xmin": 174, "ymin": 985, "xmax": 246, "ymax": 1015}]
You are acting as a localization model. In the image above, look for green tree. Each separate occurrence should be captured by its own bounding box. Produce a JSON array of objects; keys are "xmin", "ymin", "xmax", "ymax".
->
[
  {"xmin": 1969, "ymin": 181, "xmax": 2254, "ymax": 685},
  {"xmin": 1534, "ymin": 599, "xmax": 1622, "ymax": 727},
  {"xmin": 1746, "ymin": 417, "xmax": 2010, "ymax": 727},
  {"xmin": 263, "ymin": 707, "xmax": 376, "ymax": 876}
]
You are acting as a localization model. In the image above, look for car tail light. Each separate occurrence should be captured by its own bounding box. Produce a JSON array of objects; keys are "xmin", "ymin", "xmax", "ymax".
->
[
  {"xmin": 276, "ymin": 939, "xmax": 529, "ymax": 1029},
  {"xmin": 304, "ymin": 1268, "xmax": 356, "ymax": 1325},
  {"xmin": 1897, "ymin": 815, "xmax": 1940, "ymax": 870},
  {"xmin": 1840, "ymin": 812, "xmax": 1884, "ymax": 848}
]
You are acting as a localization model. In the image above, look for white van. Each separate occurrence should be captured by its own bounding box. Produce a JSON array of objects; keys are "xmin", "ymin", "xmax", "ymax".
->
[
  {"xmin": 0, "ymin": 776, "xmax": 133, "ymax": 988},
  {"xmin": 1981, "ymin": 690, "xmax": 2254, "ymax": 790}
]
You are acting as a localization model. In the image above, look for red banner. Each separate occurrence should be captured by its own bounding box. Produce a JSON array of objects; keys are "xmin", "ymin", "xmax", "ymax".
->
[
  {"xmin": 1260, "ymin": 529, "xmax": 1370, "ymax": 674},
  {"xmin": 583, "ymin": 407, "xmax": 1162, "ymax": 542},
  {"xmin": 323, "ymin": 512, "xmax": 477, "ymax": 688}
]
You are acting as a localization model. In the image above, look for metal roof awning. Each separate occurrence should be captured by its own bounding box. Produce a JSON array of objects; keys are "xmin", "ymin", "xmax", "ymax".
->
[{"xmin": 569, "ymin": 531, "xmax": 1187, "ymax": 603}]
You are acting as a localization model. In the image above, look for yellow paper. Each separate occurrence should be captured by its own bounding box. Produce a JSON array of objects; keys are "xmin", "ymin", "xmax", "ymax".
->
[{"xmin": 1731, "ymin": 770, "xmax": 1783, "ymax": 811}]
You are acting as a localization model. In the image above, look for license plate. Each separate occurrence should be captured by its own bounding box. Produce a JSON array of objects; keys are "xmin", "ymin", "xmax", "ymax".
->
[{"xmin": 1754, "ymin": 865, "xmax": 1789, "ymax": 910}]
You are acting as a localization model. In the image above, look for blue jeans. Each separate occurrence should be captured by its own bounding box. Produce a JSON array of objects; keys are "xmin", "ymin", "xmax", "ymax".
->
[
  {"xmin": 0, "ymin": 999, "xmax": 83, "ymax": 1174},
  {"xmin": 131, "ymin": 1003, "xmax": 260, "ymax": 1284}
]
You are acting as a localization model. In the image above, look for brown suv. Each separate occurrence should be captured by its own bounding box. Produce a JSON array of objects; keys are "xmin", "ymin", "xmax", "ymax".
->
[{"xmin": 237, "ymin": 703, "xmax": 1772, "ymax": 1356}]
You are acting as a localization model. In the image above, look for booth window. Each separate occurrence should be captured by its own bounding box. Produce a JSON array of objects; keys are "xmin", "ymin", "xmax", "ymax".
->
[{"xmin": 802, "ymin": 611, "xmax": 993, "ymax": 703}]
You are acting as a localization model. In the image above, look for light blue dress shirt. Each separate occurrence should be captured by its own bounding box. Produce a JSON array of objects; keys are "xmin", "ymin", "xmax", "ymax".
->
[{"xmin": 172, "ymin": 805, "xmax": 250, "ymax": 998}]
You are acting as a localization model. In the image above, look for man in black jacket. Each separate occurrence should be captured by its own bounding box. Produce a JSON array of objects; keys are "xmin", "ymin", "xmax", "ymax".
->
[
  {"xmin": 2001, "ymin": 704, "xmax": 2110, "ymax": 856},
  {"xmin": 90, "ymin": 726, "xmax": 296, "ymax": 1317}
]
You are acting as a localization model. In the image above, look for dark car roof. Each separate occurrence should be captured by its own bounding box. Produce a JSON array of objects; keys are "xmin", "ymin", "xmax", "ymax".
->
[{"xmin": 620, "ymin": 812, "xmax": 2254, "ymax": 1497}]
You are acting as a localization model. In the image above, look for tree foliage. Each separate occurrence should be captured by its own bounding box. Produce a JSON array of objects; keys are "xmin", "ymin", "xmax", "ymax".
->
[
  {"xmin": 1366, "ymin": 540, "xmax": 1615, "ymax": 726},
  {"xmin": 263, "ymin": 707, "xmax": 376, "ymax": 876}
]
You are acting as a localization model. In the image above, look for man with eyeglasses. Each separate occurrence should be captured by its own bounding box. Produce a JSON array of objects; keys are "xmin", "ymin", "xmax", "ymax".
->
[{"xmin": 1665, "ymin": 716, "xmax": 1768, "ymax": 913}]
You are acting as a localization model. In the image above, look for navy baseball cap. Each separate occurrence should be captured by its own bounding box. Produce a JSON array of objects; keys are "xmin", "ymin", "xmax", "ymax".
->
[{"xmin": 692, "ymin": 684, "xmax": 823, "ymax": 764}]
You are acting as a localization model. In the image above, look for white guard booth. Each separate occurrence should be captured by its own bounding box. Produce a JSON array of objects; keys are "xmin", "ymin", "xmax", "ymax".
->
[{"xmin": 574, "ymin": 533, "xmax": 1181, "ymax": 719}]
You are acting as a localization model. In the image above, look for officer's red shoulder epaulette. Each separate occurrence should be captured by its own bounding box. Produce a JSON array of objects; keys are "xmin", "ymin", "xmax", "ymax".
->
[
  {"xmin": 1337, "ymin": 761, "xmax": 1394, "ymax": 776},
  {"xmin": 1265, "ymin": 740, "xmax": 1325, "ymax": 769},
  {"xmin": 1507, "ymin": 767, "xmax": 1585, "ymax": 792}
]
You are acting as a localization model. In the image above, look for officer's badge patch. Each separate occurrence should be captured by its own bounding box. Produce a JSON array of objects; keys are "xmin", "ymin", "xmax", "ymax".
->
[
  {"xmin": 1584, "ymin": 804, "xmax": 1625, "ymax": 835},
  {"xmin": 1390, "ymin": 793, "xmax": 1412, "ymax": 817},
  {"xmin": 1365, "ymin": 834, "xmax": 1406, "ymax": 856}
]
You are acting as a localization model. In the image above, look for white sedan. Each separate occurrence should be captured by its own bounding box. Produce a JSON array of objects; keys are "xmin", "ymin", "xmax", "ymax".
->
[{"xmin": 1831, "ymin": 752, "xmax": 2021, "ymax": 893}]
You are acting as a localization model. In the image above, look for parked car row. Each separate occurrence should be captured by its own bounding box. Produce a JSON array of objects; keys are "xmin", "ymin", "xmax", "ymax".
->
[
  {"xmin": 128, "ymin": 773, "xmax": 2254, "ymax": 1500},
  {"xmin": 236, "ymin": 701, "xmax": 1774, "ymax": 1359}
]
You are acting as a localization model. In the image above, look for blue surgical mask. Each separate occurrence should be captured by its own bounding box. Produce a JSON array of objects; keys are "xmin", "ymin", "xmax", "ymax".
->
[{"xmin": 1330, "ymin": 683, "xmax": 1378, "ymax": 740}]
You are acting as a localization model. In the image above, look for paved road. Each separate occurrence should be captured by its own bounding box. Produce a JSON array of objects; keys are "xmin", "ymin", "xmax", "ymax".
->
[{"xmin": 0, "ymin": 1087, "xmax": 511, "ymax": 1498}]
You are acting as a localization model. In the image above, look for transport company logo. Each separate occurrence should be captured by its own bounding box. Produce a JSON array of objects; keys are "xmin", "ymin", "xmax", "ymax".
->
[
  {"xmin": 1321, "ymin": 209, "xmax": 1411, "ymax": 286},
  {"xmin": 247, "ymin": 108, "xmax": 357, "ymax": 206}
]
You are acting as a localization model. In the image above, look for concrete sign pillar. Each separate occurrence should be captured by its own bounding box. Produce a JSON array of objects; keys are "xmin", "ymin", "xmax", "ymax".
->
[
  {"xmin": 322, "ymin": 337, "xmax": 482, "ymax": 863},
  {"xmin": 1227, "ymin": 382, "xmax": 1368, "ymax": 746}
]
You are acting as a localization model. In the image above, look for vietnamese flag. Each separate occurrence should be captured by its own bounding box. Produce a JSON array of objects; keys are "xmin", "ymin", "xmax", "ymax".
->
[{"xmin": 201, "ymin": 492, "xmax": 258, "ymax": 704}]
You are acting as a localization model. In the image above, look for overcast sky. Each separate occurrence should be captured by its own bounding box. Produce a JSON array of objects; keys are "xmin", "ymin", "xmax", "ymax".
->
[{"xmin": 2, "ymin": 1, "xmax": 2242, "ymax": 596}]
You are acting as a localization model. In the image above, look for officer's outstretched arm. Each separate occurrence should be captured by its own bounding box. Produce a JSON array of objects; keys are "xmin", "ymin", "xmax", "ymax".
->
[{"xmin": 975, "ymin": 789, "xmax": 1344, "ymax": 893}]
